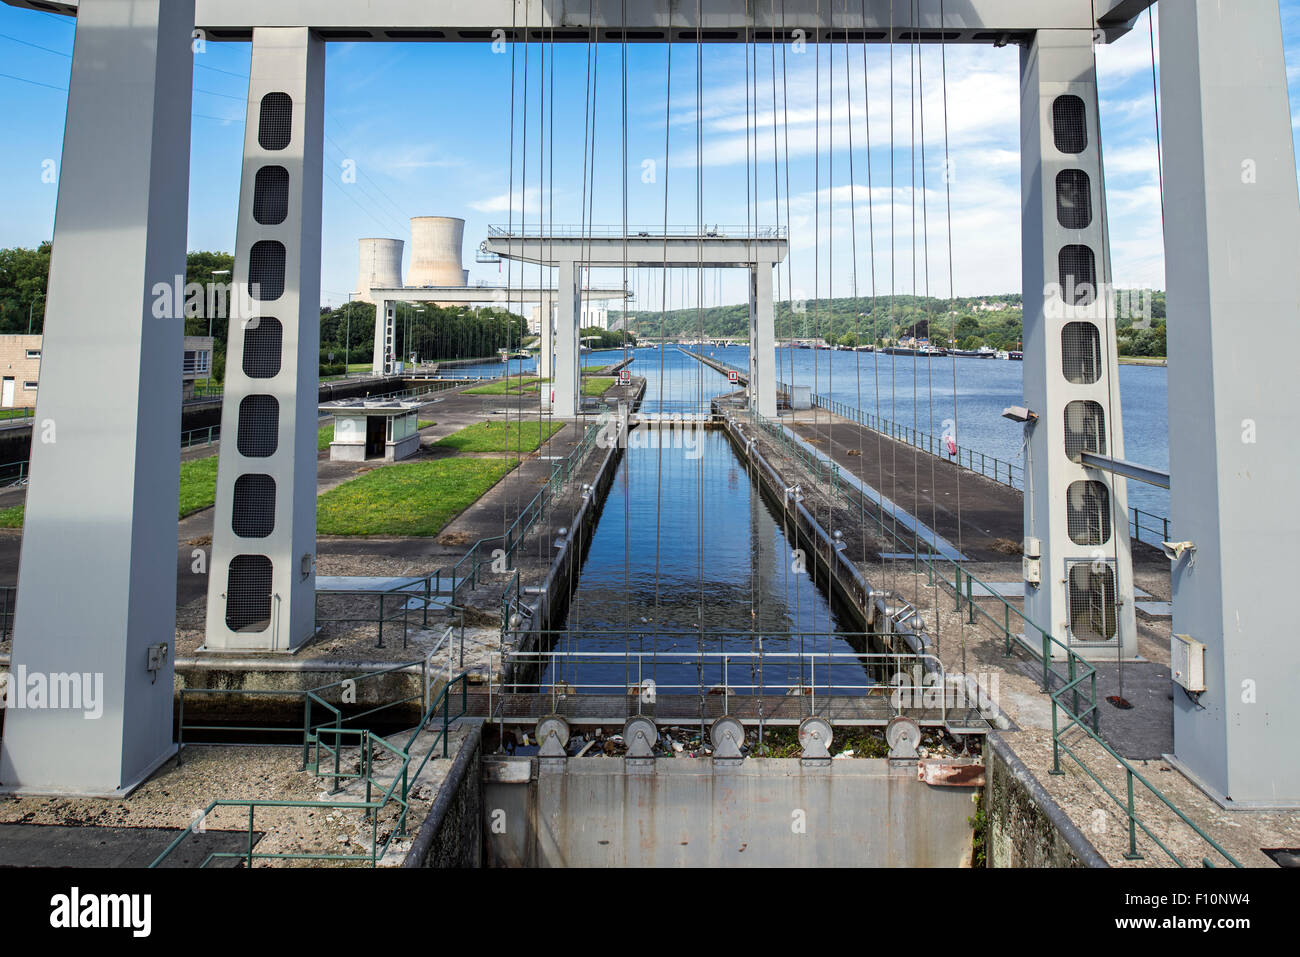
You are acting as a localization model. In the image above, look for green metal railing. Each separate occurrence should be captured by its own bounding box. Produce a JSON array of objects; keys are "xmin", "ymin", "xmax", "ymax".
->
[
  {"xmin": 738, "ymin": 409, "xmax": 1238, "ymax": 868},
  {"xmin": 176, "ymin": 660, "xmax": 430, "ymax": 765},
  {"xmin": 153, "ymin": 671, "xmax": 471, "ymax": 868},
  {"xmin": 1049, "ymin": 684, "xmax": 1241, "ymax": 867},
  {"xmin": 181, "ymin": 424, "xmax": 220, "ymax": 448},
  {"xmin": 302, "ymin": 660, "xmax": 433, "ymax": 781},
  {"xmin": 438, "ymin": 420, "xmax": 602, "ymax": 600},
  {"xmin": 0, "ymin": 460, "xmax": 28, "ymax": 487}
]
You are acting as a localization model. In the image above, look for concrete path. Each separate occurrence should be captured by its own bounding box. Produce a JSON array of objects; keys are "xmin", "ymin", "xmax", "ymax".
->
[{"xmin": 786, "ymin": 409, "xmax": 1166, "ymax": 570}]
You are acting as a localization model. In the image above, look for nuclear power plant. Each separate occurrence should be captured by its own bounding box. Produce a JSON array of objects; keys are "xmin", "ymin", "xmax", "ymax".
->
[
  {"xmin": 408, "ymin": 216, "xmax": 469, "ymax": 287},
  {"xmin": 354, "ymin": 237, "xmax": 404, "ymax": 304},
  {"xmin": 353, "ymin": 216, "xmax": 469, "ymax": 304}
]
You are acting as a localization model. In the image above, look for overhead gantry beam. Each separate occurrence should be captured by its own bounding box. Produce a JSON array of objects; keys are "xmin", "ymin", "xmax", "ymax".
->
[
  {"xmin": 0, "ymin": 0, "xmax": 1155, "ymax": 43},
  {"xmin": 482, "ymin": 233, "xmax": 788, "ymax": 270},
  {"xmin": 485, "ymin": 231, "xmax": 786, "ymax": 417}
]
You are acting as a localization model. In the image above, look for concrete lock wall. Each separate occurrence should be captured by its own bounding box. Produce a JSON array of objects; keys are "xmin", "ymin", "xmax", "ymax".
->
[
  {"xmin": 483, "ymin": 757, "xmax": 977, "ymax": 867},
  {"xmin": 982, "ymin": 735, "xmax": 1105, "ymax": 868}
]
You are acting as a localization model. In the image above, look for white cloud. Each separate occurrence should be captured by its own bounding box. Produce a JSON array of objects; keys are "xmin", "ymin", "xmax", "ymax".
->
[{"xmin": 468, "ymin": 186, "xmax": 546, "ymax": 214}]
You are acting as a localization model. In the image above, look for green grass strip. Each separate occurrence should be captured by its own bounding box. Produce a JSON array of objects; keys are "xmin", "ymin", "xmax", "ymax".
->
[
  {"xmin": 462, "ymin": 376, "xmax": 547, "ymax": 395},
  {"xmin": 178, "ymin": 455, "xmax": 220, "ymax": 518},
  {"xmin": 317, "ymin": 456, "xmax": 518, "ymax": 536},
  {"xmin": 435, "ymin": 419, "xmax": 561, "ymax": 455}
]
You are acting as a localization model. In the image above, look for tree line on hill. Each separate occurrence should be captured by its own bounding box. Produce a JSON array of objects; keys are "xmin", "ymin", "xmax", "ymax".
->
[{"xmin": 615, "ymin": 289, "xmax": 1166, "ymax": 357}]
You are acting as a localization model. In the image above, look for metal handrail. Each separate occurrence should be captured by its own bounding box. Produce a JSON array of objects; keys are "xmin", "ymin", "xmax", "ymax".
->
[{"xmin": 152, "ymin": 671, "xmax": 471, "ymax": 868}]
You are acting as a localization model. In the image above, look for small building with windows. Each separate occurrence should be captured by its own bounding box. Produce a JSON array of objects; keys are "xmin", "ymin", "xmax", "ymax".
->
[
  {"xmin": 320, "ymin": 398, "xmax": 421, "ymax": 462},
  {"xmin": 181, "ymin": 337, "xmax": 216, "ymax": 398},
  {"xmin": 0, "ymin": 334, "xmax": 215, "ymax": 408}
]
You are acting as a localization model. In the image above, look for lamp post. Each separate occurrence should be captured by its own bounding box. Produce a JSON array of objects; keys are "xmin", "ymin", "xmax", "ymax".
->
[
  {"xmin": 207, "ymin": 269, "xmax": 231, "ymax": 395},
  {"xmin": 345, "ymin": 292, "xmax": 357, "ymax": 374},
  {"xmin": 27, "ymin": 294, "xmax": 44, "ymax": 335}
]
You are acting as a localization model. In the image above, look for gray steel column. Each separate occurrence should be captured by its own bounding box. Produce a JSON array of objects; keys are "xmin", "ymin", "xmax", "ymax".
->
[
  {"xmin": 205, "ymin": 27, "xmax": 324, "ymax": 652},
  {"xmin": 1160, "ymin": 0, "xmax": 1300, "ymax": 807},
  {"xmin": 551, "ymin": 259, "xmax": 579, "ymax": 417},
  {"xmin": 1019, "ymin": 29, "xmax": 1136, "ymax": 661},
  {"xmin": 372, "ymin": 297, "xmax": 394, "ymax": 374},
  {"xmin": 0, "ymin": 0, "xmax": 194, "ymax": 795},
  {"xmin": 749, "ymin": 263, "xmax": 777, "ymax": 417},
  {"xmin": 539, "ymin": 293, "xmax": 554, "ymax": 409}
]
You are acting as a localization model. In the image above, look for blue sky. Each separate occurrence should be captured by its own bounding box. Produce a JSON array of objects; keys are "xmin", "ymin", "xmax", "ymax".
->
[{"xmin": 3, "ymin": 3, "xmax": 1300, "ymax": 309}]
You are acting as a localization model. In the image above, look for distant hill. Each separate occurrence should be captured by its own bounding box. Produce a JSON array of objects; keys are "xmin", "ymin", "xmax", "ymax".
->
[{"xmin": 614, "ymin": 289, "xmax": 1166, "ymax": 356}]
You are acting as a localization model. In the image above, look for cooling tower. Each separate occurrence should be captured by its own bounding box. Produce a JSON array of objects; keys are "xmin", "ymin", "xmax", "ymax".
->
[
  {"xmin": 408, "ymin": 216, "xmax": 467, "ymax": 287},
  {"xmin": 355, "ymin": 238, "xmax": 405, "ymax": 304}
]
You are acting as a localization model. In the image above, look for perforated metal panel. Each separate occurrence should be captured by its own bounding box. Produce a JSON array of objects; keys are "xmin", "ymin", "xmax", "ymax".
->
[
  {"xmin": 1064, "ymin": 400, "xmax": 1106, "ymax": 462},
  {"xmin": 257, "ymin": 92, "xmax": 293, "ymax": 150},
  {"xmin": 1058, "ymin": 244, "xmax": 1097, "ymax": 305},
  {"xmin": 1052, "ymin": 94, "xmax": 1087, "ymax": 154},
  {"xmin": 1067, "ymin": 562, "xmax": 1117, "ymax": 643},
  {"xmin": 1056, "ymin": 169, "xmax": 1092, "ymax": 229},
  {"xmin": 236, "ymin": 394, "xmax": 279, "ymax": 457},
  {"xmin": 253, "ymin": 166, "xmax": 289, "ymax": 225},
  {"xmin": 242, "ymin": 316, "xmax": 283, "ymax": 378},
  {"xmin": 1061, "ymin": 321, "xmax": 1103, "ymax": 384},
  {"xmin": 248, "ymin": 240, "xmax": 285, "ymax": 301},
  {"xmin": 225, "ymin": 554, "xmax": 273, "ymax": 632},
  {"xmin": 231, "ymin": 473, "xmax": 276, "ymax": 538},
  {"xmin": 1067, "ymin": 479, "xmax": 1111, "ymax": 546}
]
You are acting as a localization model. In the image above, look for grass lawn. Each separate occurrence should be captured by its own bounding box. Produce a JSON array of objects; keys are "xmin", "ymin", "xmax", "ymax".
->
[
  {"xmin": 582, "ymin": 377, "xmax": 615, "ymax": 396},
  {"xmin": 418, "ymin": 420, "xmax": 435, "ymax": 429},
  {"xmin": 0, "ymin": 455, "xmax": 218, "ymax": 528},
  {"xmin": 462, "ymin": 376, "xmax": 547, "ymax": 396},
  {"xmin": 581, "ymin": 365, "xmax": 606, "ymax": 374},
  {"xmin": 0, "ymin": 409, "xmax": 33, "ymax": 422},
  {"xmin": 435, "ymin": 419, "xmax": 561, "ymax": 455},
  {"xmin": 317, "ymin": 456, "xmax": 518, "ymax": 536},
  {"xmin": 178, "ymin": 456, "xmax": 220, "ymax": 517}
]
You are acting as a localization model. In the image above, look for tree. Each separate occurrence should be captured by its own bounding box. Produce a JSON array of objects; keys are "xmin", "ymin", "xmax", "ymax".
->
[{"xmin": 0, "ymin": 243, "xmax": 52, "ymax": 334}]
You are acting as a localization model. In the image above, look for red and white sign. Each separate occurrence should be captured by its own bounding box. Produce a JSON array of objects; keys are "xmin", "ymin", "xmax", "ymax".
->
[
  {"xmin": 619, "ymin": 369, "xmax": 631, "ymax": 385},
  {"xmin": 728, "ymin": 370, "xmax": 739, "ymax": 384}
]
